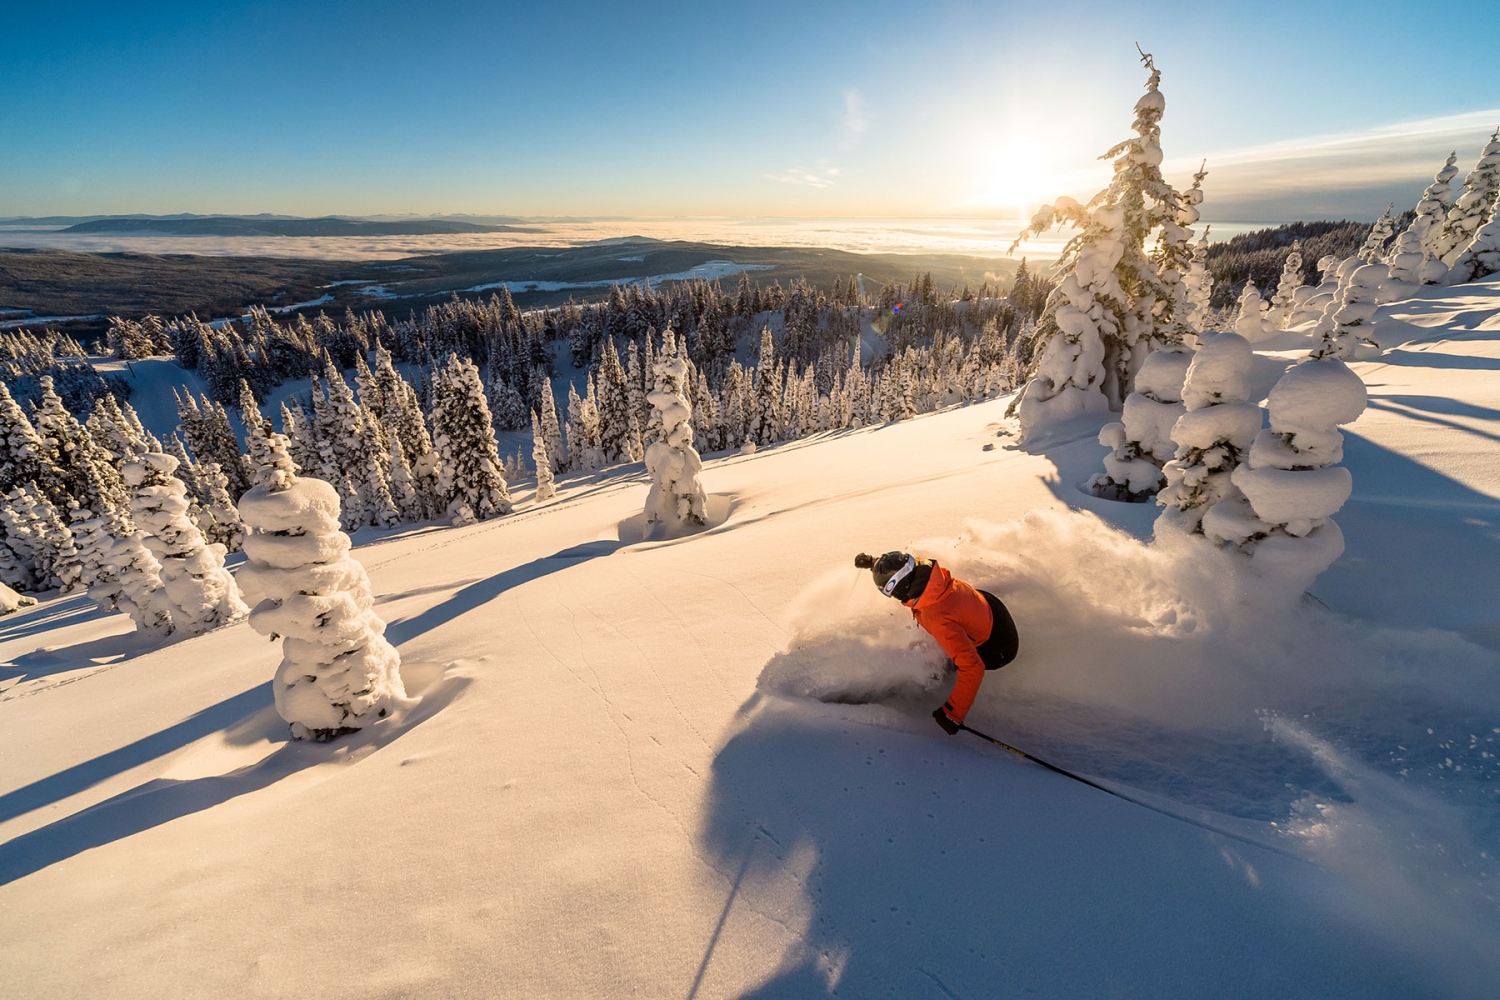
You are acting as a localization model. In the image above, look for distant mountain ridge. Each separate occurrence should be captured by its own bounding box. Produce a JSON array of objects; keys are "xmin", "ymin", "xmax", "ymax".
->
[{"xmin": 57, "ymin": 216, "xmax": 539, "ymax": 237}]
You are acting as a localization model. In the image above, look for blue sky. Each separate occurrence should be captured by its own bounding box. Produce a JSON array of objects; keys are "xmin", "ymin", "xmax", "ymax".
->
[{"xmin": 5, "ymin": 0, "xmax": 1498, "ymax": 220}]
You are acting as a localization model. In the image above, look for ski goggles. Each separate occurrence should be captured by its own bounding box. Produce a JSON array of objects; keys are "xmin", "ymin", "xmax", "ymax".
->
[{"xmin": 881, "ymin": 555, "xmax": 916, "ymax": 598}]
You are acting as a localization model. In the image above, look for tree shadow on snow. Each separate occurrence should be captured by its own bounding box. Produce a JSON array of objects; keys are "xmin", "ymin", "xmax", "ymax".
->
[
  {"xmin": 0, "ymin": 592, "xmax": 100, "ymax": 645},
  {"xmin": 0, "ymin": 629, "xmax": 160, "ymax": 684},
  {"xmin": 383, "ymin": 539, "xmax": 628, "ymax": 645},
  {"xmin": 1377, "ymin": 348, "xmax": 1500, "ymax": 372},
  {"xmin": 692, "ymin": 699, "xmax": 1432, "ymax": 1000},
  {"xmin": 1319, "ymin": 430, "xmax": 1500, "ymax": 647},
  {"xmin": 0, "ymin": 666, "xmax": 469, "ymax": 886}
]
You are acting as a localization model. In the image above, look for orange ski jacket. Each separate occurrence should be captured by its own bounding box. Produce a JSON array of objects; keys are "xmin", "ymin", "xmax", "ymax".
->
[{"xmin": 904, "ymin": 562, "xmax": 993, "ymax": 723}]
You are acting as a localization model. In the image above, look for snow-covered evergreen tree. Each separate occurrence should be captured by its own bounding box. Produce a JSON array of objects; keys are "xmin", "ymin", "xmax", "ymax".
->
[
  {"xmin": 1313, "ymin": 262, "xmax": 1386, "ymax": 360},
  {"xmin": 1093, "ymin": 348, "xmax": 1194, "ymax": 501},
  {"xmin": 77, "ymin": 510, "xmax": 174, "ymax": 635},
  {"xmin": 1155, "ymin": 333, "xmax": 1263, "ymax": 535},
  {"xmin": 566, "ymin": 381, "xmax": 603, "ymax": 473},
  {"xmin": 750, "ymin": 327, "xmax": 782, "ymax": 445},
  {"xmin": 643, "ymin": 338, "xmax": 707, "ymax": 530},
  {"xmin": 1358, "ymin": 204, "xmax": 1396, "ymax": 262},
  {"xmin": 196, "ymin": 461, "xmax": 245, "ymax": 552},
  {"xmin": 0, "ymin": 384, "xmax": 58, "ymax": 503},
  {"xmin": 1010, "ymin": 49, "xmax": 1192, "ymax": 441},
  {"xmin": 1447, "ymin": 196, "xmax": 1500, "ymax": 284},
  {"xmin": 1212, "ymin": 358, "xmax": 1368, "ymax": 592},
  {"xmin": 33, "ymin": 376, "xmax": 130, "ymax": 523},
  {"xmin": 1232, "ymin": 281, "xmax": 1270, "ymax": 342},
  {"xmin": 531, "ymin": 412, "xmax": 555, "ymax": 503},
  {"xmin": 430, "ymin": 354, "xmax": 512, "ymax": 524},
  {"xmin": 87, "ymin": 392, "xmax": 153, "ymax": 464},
  {"xmin": 238, "ymin": 427, "xmax": 410, "ymax": 742},
  {"xmin": 1267, "ymin": 243, "xmax": 1304, "ymax": 330},
  {"xmin": 594, "ymin": 339, "xmax": 635, "ymax": 466},
  {"xmin": 123, "ymin": 451, "xmax": 247, "ymax": 635},
  {"xmin": 537, "ymin": 373, "xmax": 568, "ymax": 474},
  {"xmin": 2, "ymin": 484, "xmax": 80, "ymax": 591},
  {"xmin": 1437, "ymin": 130, "xmax": 1500, "ymax": 266},
  {"xmin": 1182, "ymin": 227, "xmax": 1214, "ymax": 331},
  {"xmin": 1411, "ymin": 151, "xmax": 1460, "ymax": 268},
  {"xmin": 625, "ymin": 339, "xmax": 648, "ymax": 461}
]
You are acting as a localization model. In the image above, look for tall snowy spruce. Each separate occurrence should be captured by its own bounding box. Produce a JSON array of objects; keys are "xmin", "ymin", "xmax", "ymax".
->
[
  {"xmin": 238, "ymin": 424, "xmax": 412, "ymax": 742},
  {"xmin": 530, "ymin": 412, "xmax": 555, "ymax": 503},
  {"xmin": 1313, "ymin": 262, "xmax": 1386, "ymax": 360},
  {"xmin": 1447, "ymin": 195, "xmax": 1500, "ymax": 284},
  {"xmin": 1232, "ymin": 281, "xmax": 1271, "ymax": 342},
  {"xmin": 1436, "ymin": 129, "xmax": 1500, "ymax": 266},
  {"xmin": 1402, "ymin": 151, "xmax": 1461, "ymax": 284},
  {"xmin": 643, "ymin": 328, "xmax": 707, "ymax": 531},
  {"xmin": 430, "ymin": 354, "xmax": 512, "ymax": 525},
  {"xmin": 1215, "ymin": 359, "xmax": 1369, "ymax": 593},
  {"xmin": 1155, "ymin": 333, "xmax": 1263, "ymax": 535},
  {"xmin": 76, "ymin": 509, "xmax": 174, "ymax": 636},
  {"xmin": 1267, "ymin": 243, "xmax": 1305, "ymax": 330},
  {"xmin": 1092, "ymin": 349, "xmax": 1194, "ymax": 501},
  {"xmin": 123, "ymin": 451, "xmax": 247, "ymax": 635},
  {"xmin": 1011, "ymin": 49, "xmax": 1192, "ymax": 442}
]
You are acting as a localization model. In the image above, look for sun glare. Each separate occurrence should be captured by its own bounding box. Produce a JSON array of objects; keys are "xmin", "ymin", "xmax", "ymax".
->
[{"xmin": 972, "ymin": 134, "xmax": 1056, "ymax": 219}]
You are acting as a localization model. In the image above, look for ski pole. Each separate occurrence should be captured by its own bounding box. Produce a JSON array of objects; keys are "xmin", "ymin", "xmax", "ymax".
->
[
  {"xmin": 957, "ymin": 722, "xmax": 1125, "ymax": 800},
  {"xmin": 957, "ymin": 721, "xmax": 1312, "ymax": 863}
]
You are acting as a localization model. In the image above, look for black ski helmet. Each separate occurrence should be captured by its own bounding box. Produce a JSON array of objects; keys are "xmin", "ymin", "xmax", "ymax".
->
[{"xmin": 872, "ymin": 551, "xmax": 917, "ymax": 600}]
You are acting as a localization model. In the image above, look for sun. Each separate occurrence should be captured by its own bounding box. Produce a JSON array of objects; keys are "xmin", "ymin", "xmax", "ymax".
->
[{"xmin": 972, "ymin": 134, "xmax": 1056, "ymax": 219}]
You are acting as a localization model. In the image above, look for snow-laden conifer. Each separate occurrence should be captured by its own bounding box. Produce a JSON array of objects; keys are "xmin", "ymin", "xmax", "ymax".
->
[
  {"xmin": 594, "ymin": 339, "xmax": 635, "ymax": 465},
  {"xmin": 531, "ymin": 412, "xmax": 555, "ymax": 503},
  {"xmin": 1413, "ymin": 152, "xmax": 1460, "ymax": 256},
  {"xmin": 34, "ymin": 376, "xmax": 130, "ymax": 522},
  {"xmin": 1232, "ymin": 281, "xmax": 1270, "ymax": 342},
  {"xmin": 1383, "ymin": 226, "xmax": 1426, "ymax": 295},
  {"xmin": 430, "ymin": 354, "xmax": 511, "ymax": 524},
  {"xmin": 78, "ymin": 511, "xmax": 174, "ymax": 635},
  {"xmin": 1447, "ymin": 196, "xmax": 1500, "ymax": 284},
  {"xmin": 87, "ymin": 393, "xmax": 153, "ymax": 464},
  {"xmin": 0, "ymin": 384, "xmax": 56, "ymax": 501},
  {"xmin": 1182, "ymin": 228, "xmax": 1214, "ymax": 331},
  {"xmin": 123, "ymin": 451, "xmax": 246, "ymax": 635},
  {"xmin": 1011, "ymin": 51, "xmax": 1193, "ymax": 440},
  {"xmin": 1213, "ymin": 358, "xmax": 1368, "ymax": 592},
  {"xmin": 1358, "ymin": 205, "xmax": 1396, "ymax": 262},
  {"xmin": 1267, "ymin": 243, "xmax": 1304, "ymax": 330},
  {"xmin": 537, "ymin": 374, "xmax": 568, "ymax": 474},
  {"xmin": 566, "ymin": 382, "xmax": 603, "ymax": 473},
  {"xmin": 1289, "ymin": 255, "xmax": 1342, "ymax": 328},
  {"xmin": 750, "ymin": 327, "xmax": 782, "ymax": 446},
  {"xmin": 1093, "ymin": 349, "xmax": 1194, "ymax": 501},
  {"xmin": 1314, "ymin": 262, "xmax": 1386, "ymax": 360},
  {"xmin": 1155, "ymin": 333, "xmax": 1263, "ymax": 535},
  {"xmin": 1437, "ymin": 130, "xmax": 1500, "ymax": 266},
  {"xmin": 238, "ymin": 424, "xmax": 411, "ymax": 741},
  {"xmin": 196, "ymin": 461, "xmax": 245, "ymax": 552},
  {"xmin": 625, "ymin": 339, "xmax": 648, "ymax": 460},
  {"xmin": 643, "ymin": 334, "xmax": 707, "ymax": 530}
]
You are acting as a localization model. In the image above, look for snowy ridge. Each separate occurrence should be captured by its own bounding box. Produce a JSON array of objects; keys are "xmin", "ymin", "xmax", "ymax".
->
[{"xmin": 2, "ymin": 278, "xmax": 1500, "ymax": 997}]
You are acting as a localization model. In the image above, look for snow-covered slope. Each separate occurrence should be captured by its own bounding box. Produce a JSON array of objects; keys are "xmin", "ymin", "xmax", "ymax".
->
[{"xmin": 3, "ymin": 279, "xmax": 1499, "ymax": 999}]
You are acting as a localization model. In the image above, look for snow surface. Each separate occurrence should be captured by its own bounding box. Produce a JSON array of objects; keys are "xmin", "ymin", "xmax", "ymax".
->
[{"xmin": 3, "ymin": 279, "xmax": 1500, "ymax": 998}]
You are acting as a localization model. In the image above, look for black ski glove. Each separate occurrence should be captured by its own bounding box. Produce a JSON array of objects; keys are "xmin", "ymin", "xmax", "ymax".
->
[
  {"xmin": 854, "ymin": 552, "xmax": 874, "ymax": 569},
  {"xmin": 932, "ymin": 707, "xmax": 961, "ymax": 735}
]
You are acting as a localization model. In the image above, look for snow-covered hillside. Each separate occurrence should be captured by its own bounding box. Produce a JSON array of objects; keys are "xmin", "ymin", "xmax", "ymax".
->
[{"xmin": 3, "ymin": 280, "xmax": 1499, "ymax": 999}]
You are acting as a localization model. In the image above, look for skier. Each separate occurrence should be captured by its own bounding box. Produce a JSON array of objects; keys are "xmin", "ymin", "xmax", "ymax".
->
[{"xmin": 854, "ymin": 551, "xmax": 1019, "ymax": 736}]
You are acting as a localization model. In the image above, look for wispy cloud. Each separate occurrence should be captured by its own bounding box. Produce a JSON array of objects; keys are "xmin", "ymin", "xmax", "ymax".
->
[
  {"xmin": 1165, "ymin": 109, "xmax": 1500, "ymax": 216},
  {"xmin": 842, "ymin": 88, "xmax": 869, "ymax": 141},
  {"xmin": 766, "ymin": 166, "xmax": 840, "ymax": 189}
]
